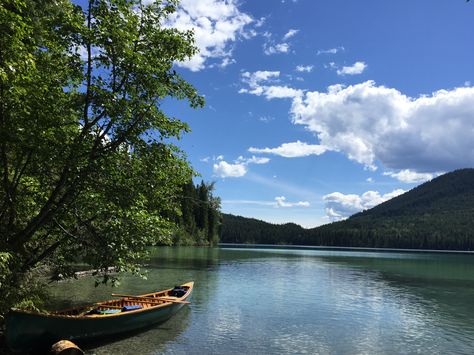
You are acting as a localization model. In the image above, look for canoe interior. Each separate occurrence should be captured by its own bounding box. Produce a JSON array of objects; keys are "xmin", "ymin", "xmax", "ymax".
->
[
  {"xmin": 45, "ymin": 282, "xmax": 192, "ymax": 317},
  {"xmin": 5, "ymin": 281, "xmax": 194, "ymax": 352}
]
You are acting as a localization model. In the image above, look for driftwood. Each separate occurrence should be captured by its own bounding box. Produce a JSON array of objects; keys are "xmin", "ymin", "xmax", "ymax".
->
[
  {"xmin": 50, "ymin": 340, "xmax": 84, "ymax": 355},
  {"xmin": 74, "ymin": 266, "xmax": 117, "ymax": 278}
]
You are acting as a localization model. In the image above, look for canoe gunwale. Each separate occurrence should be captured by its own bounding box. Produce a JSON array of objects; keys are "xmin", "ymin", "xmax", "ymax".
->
[
  {"xmin": 8, "ymin": 281, "xmax": 194, "ymax": 320},
  {"xmin": 5, "ymin": 281, "xmax": 194, "ymax": 353}
]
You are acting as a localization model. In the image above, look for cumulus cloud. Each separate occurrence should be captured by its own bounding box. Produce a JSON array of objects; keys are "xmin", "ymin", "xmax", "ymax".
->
[
  {"xmin": 296, "ymin": 65, "xmax": 314, "ymax": 73},
  {"xmin": 275, "ymin": 196, "xmax": 310, "ymax": 208},
  {"xmin": 248, "ymin": 141, "xmax": 327, "ymax": 158},
  {"xmin": 323, "ymin": 189, "xmax": 405, "ymax": 221},
  {"xmin": 213, "ymin": 160, "xmax": 247, "ymax": 178},
  {"xmin": 383, "ymin": 169, "xmax": 439, "ymax": 183},
  {"xmin": 290, "ymin": 81, "xmax": 474, "ymax": 173},
  {"xmin": 167, "ymin": 0, "xmax": 253, "ymax": 71},
  {"xmin": 213, "ymin": 155, "xmax": 270, "ymax": 178},
  {"xmin": 239, "ymin": 70, "xmax": 280, "ymax": 95},
  {"xmin": 336, "ymin": 61, "xmax": 367, "ymax": 75},
  {"xmin": 239, "ymin": 70, "xmax": 303, "ymax": 100}
]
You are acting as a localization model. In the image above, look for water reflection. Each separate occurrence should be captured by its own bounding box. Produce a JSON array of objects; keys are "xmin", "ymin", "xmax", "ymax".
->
[
  {"xmin": 48, "ymin": 247, "xmax": 474, "ymax": 354},
  {"xmin": 84, "ymin": 307, "xmax": 192, "ymax": 355}
]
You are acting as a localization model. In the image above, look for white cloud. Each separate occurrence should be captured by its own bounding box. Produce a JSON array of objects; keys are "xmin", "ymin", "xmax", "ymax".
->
[
  {"xmin": 167, "ymin": 0, "xmax": 253, "ymax": 71},
  {"xmin": 255, "ymin": 17, "xmax": 266, "ymax": 28},
  {"xmin": 323, "ymin": 189, "xmax": 405, "ymax": 221},
  {"xmin": 237, "ymin": 155, "xmax": 271, "ymax": 164},
  {"xmin": 262, "ymin": 28, "xmax": 298, "ymax": 56},
  {"xmin": 275, "ymin": 196, "xmax": 310, "ymax": 208},
  {"xmin": 317, "ymin": 46, "xmax": 345, "ymax": 55},
  {"xmin": 258, "ymin": 116, "xmax": 275, "ymax": 123},
  {"xmin": 264, "ymin": 85, "xmax": 303, "ymax": 99},
  {"xmin": 264, "ymin": 42, "xmax": 290, "ymax": 55},
  {"xmin": 248, "ymin": 141, "xmax": 327, "ymax": 158},
  {"xmin": 213, "ymin": 155, "xmax": 270, "ymax": 178},
  {"xmin": 290, "ymin": 81, "xmax": 474, "ymax": 173},
  {"xmin": 296, "ymin": 65, "xmax": 314, "ymax": 73},
  {"xmin": 200, "ymin": 156, "xmax": 210, "ymax": 163},
  {"xmin": 366, "ymin": 177, "xmax": 374, "ymax": 183},
  {"xmin": 239, "ymin": 70, "xmax": 303, "ymax": 100},
  {"xmin": 222, "ymin": 196, "xmax": 310, "ymax": 208},
  {"xmin": 213, "ymin": 161, "xmax": 247, "ymax": 178},
  {"xmin": 222, "ymin": 199, "xmax": 275, "ymax": 206},
  {"xmin": 336, "ymin": 61, "xmax": 367, "ymax": 75},
  {"xmin": 218, "ymin": 57, "xmax": 236, "ymax": 68},
  {"xmin": 283, "ymin": 29, "xmax": 299, "ymax": 40},
  {"xmin": 239, "ymin": 70, "xmax": 280, "ymax": 94},
  {"xmin": 383, "ymin": 169, "xmax": 439, "ymax": 183}
]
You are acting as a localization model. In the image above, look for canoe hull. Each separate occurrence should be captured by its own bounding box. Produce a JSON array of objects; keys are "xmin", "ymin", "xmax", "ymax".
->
[{"xmin": 5, "ymin": 282, "xmax": 193, "ymax": 353}]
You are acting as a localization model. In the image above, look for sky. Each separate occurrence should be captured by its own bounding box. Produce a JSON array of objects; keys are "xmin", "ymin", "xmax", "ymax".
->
[{"xmin": 82, "ymin": 0, "xmax": 474, "ymax": 228}]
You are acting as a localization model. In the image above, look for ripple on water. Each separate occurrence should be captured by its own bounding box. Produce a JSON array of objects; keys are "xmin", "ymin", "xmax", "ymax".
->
[{"xmin": 48, "ymin": 247, "xmax": 474, "ymax": 355}]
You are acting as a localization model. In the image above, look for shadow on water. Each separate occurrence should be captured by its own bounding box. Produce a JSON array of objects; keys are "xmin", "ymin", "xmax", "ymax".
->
[
  {"xmin": 147, "ymin": 246, "xmax": 221, "ymax": 269},
  {"xmin": 47, "ymin": 247, "xmax": 220, "ymax": 354},
  {"xmin": 81, "ymin": 307, "xmax": 192, "ymax": 355},
  {"xmin": 46, "ymin": 246, "xmax": 474, "ymax": 354}
]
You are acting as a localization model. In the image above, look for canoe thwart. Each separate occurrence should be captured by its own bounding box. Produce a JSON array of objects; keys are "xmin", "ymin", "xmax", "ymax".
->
[{"xmin": 111, "ymin": 293, "xmax": 191, "ymax": 304}]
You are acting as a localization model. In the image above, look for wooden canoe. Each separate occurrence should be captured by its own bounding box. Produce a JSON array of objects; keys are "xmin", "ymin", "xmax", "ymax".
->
[{"xmin": 5, "ymin": 281, "xmax": 194, "ymax": 353}]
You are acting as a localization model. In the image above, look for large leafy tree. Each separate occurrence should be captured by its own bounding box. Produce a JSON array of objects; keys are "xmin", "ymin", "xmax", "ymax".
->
[{"xmin": 0, "ymin": 0, "xmax": 203, "ymax": 315}]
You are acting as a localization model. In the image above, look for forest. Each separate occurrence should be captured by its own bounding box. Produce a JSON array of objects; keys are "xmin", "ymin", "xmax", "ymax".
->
[
  {"xmin": 173, "ymin": 181, "xmax": 222, "ymax": 246},
  {"xmin": 221, "ymin": 169, "xmax": 474, "ymax": 251}
]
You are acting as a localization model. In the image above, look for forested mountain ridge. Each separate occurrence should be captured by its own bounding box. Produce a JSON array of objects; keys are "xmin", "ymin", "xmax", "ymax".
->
[
  {"xmin": 352, "ymin": 168, "xmax": 474, "ymax": 219},
  {"xmin": 221, "ymin": 169, "xmax": 474, "ymax": 250},
  {"xmin": 221, "ymin": 214, "xmax": 305, "ymax": 245}
]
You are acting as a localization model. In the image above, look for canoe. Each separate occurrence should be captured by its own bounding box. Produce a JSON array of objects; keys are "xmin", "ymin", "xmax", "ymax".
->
[{"xmin": 5, "ymin": 281, "xmax": 194, "ymax": 353}]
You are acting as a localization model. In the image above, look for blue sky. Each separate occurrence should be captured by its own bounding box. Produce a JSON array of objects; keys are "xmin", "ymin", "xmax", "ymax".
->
[
  {"xmin": 161, "ymin": 0, "xmax": 474, "ymax": 228},
  {"xmin": 77, "ymin": 0, "xmax": 472, "ymax": 228}
]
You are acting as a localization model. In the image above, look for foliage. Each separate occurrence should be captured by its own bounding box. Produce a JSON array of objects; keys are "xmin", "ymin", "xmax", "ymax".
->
[
  {"xmin": 221, "ymin": 169, "xmax": 474, "ymax": 251},
  {"xmin": 173, "ymin": 181, "xmax": 222, "ymax": 246},
  {"xmin": 0, "ymin": 0, "xmax": 203, "ymax": 316}
]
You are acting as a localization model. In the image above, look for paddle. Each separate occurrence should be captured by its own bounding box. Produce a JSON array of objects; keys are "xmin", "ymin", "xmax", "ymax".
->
[{"xmin": 111, "ymin": 293, "xmax": 190, "ymax": 304}]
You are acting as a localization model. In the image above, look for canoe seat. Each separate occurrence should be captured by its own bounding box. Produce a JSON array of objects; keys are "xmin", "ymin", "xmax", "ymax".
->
[
  {"xmin": 169, "ymin": 286, "xmax": 187, "ymax": 297},
  {"xmin": 121, "ymin": 305, "xmax": 143, "ymax": 312}
]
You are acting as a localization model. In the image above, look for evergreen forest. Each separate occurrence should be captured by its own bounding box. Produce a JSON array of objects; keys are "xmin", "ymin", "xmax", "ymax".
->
[
  {"xmin": 173, "ymin": 181, "xmax": 222, "ymax": 246},
  {"xmin": 221, "ymin": 169, "xmax": 474, "ymax": 251}
]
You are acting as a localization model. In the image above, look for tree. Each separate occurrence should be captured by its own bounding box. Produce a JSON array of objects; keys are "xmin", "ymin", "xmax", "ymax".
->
[
  {"xmin": 0, "ymin": 0, "xmax": 203, "ymax": 316},
  {"xmin": 172, "ymin": 180, "xmax": 221, "ymax": 246}
]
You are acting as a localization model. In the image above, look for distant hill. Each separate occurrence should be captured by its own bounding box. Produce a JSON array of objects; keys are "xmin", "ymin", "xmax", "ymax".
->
[
  {"xmin": 221, "ymin": 169, "xmax": 474, "ymax": 250},
  {"xmin": 221, "ymin": 214, "xmax": 306, "ymax": 245}
]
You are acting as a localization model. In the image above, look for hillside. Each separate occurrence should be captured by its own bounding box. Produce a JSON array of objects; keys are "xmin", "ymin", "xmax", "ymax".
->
[
  {"xmin": 221, "ymin": 169, "xmax": 474, "ymax": 250},
  {"xmin": 221, "ymin": 214, "xmax": 306, "ymax": 245}
]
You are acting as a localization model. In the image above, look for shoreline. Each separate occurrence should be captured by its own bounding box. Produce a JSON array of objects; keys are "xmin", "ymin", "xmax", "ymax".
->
[{"xmin": 218, "ymin": 243, "xmax": 474, "ymax": 255}]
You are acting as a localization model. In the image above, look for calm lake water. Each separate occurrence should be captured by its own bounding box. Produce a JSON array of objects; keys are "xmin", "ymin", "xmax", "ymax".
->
[{"xmin": 49, "ymin": 246, "xmax": 474, "ymax": 354}]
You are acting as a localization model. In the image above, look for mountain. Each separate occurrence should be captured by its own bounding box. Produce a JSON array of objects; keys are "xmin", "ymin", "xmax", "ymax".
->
[
  {"xmin": 221, "ymin": 214, "xmax": 306, "ymax": 245},
  {"xmin": 221, "ymin": 169, "xmax": 474, "ymax": 250}
]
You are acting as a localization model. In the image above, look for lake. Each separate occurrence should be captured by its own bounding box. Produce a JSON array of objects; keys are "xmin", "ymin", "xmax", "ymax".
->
[{"xmin": 49, "ymin": 246, "xmax": 474, "ymax": 354}]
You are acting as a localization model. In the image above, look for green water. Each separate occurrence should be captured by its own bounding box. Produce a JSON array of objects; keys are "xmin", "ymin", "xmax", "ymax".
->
[{"xmin": 49, "ymin": 246, "xmax": 474, "ymax": 354}]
